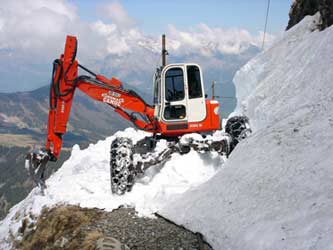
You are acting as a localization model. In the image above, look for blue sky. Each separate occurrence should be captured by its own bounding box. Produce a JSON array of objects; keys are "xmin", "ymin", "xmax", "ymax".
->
[{"xmin": 73, "ymin": 0, "xmax": 292, "ymax": 35}]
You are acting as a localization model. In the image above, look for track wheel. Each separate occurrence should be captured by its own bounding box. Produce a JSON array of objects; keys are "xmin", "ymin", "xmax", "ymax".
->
[
  {"xmin": 225, "ymin": 116, "xmax": 251, "ymax": 145},
  {"xmin": 110, "ymin": 137, "xmax": 135, "ymax": 195}
]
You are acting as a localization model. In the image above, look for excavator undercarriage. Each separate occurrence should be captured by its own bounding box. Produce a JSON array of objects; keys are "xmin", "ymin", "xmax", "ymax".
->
[{"xmin": 109, "ymin": 116, "xmax": 251, "ymax": 195}]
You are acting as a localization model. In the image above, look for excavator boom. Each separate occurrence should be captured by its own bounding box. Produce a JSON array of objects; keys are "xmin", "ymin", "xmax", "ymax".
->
[
  {"xmin": 25, "ymin": 36, "xmax": 158, "ymax": 191},
  {"xmin": 46, "ymin": 36, "xmax": 156, "ymax": 160}
]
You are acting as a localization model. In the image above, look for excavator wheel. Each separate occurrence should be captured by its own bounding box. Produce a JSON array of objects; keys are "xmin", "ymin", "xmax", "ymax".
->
[
  {"xmin": 110, "ymin": 137, "xmax": 135, "ymax": 195},
  {"xmin": 225, "ymin": 116, "xmax": 251, "ymax": 147}
]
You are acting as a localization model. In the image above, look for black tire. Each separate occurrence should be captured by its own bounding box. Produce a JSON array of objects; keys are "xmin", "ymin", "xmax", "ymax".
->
[
  {"xmin": 110, "ymin": 137, "xmax": 135, "ymax": 195},
  {"xmin": 225, "ymin": 116, "xmax": 251, "ymax": 146}
]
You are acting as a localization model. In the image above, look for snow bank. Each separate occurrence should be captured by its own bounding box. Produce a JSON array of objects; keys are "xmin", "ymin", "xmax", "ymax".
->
[
  {"xmin": 0, "ymin": 128, "xmax": 223, "ymax": 248},
  {"xmin": 161, "ymin": 14, "xmax": 333, "ymax": 250}
]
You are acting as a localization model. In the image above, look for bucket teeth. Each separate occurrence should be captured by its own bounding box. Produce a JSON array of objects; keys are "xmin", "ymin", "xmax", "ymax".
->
[{"xmin": 25, "ymin": 149, "xmax": 50, "ymax": 193}]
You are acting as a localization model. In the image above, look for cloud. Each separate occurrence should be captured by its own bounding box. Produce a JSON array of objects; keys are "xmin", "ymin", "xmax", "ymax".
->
[
  {"xmin": 167, "ymin": 24, "xmax": 273, "ymax": 56},
  {"xmin": 0, "ymin": 0, "xmax": 78, "ymax": 58},
  {"xmin": 97, "ymin": 1, "xmax": 136, "ymax": 29},
  {"xmin": 0, "ymin": 0, "xmax": 272, "ymax": 92}
]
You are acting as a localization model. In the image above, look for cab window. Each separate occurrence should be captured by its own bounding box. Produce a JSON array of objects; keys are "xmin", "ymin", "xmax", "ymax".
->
[
  {"xmin": 153, "ymin": 74, "xmax": 161, "ymax": 104},
  {"xmin": 187, "ymin": 65, "xmax": 203, "ymax": 99},
  {"xmin": 164, "ymin": 105, "xmax": 186, "ymax": 120},
  {"xmin": 165, "ymin": 67, "xmax": 185, "ymax": 101}
]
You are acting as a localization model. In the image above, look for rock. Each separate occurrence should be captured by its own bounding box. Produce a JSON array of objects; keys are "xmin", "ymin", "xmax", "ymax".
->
[
  {"xmin": 286, "ymin": 0, "xmax": 333, "ymax": 30},
  {"xmin": 54, "ymin": 236, "xmax": 69, "ymax": 248},
  {"xmin": 96, "ymin": 237, "xmax": 130, "ymax": 250}
]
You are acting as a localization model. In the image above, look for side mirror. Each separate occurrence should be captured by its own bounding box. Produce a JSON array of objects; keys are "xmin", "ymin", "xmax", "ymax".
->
[{"xmin": 205, "ymin": 94, "xmax": 208, "ymax": 98}]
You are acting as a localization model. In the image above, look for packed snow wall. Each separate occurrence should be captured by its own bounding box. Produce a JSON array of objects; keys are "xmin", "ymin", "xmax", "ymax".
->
[{"xmin": 161, "ymin": 14, "xmax": 333, "ymax": 250}]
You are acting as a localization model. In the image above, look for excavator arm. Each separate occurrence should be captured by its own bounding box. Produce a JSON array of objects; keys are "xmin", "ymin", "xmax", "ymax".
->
[
  {"xmin": 26, "ymin": 36, "xmax": 156, "ymax": 190},
  {"xmin": 46, "ymin": 36, "xmax": 156, "ymax": 160}
]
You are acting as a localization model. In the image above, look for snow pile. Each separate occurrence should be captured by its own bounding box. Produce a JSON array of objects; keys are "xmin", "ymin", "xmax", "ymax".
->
[
  {"xmin": 0, "ymin": 128, "xmax": 223, "ymax": 248},
  {"xmin": 161, "ymin": 14, "xmax": 333, "ymax": 250}
]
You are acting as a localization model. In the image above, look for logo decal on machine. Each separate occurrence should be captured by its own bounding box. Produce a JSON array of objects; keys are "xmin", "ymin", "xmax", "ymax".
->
[
  {"xmin": 189, "ymin": 123, "xmax": 203, "ymax": 128},
  {"xmin": 108, "ymin": 91, "xmax": 121, "ymax": 97},
  {"xmin": 60, "ymin": 100, "xmax": 65, "ymax": 113},
  {"xmin": 102, "ymin": 92, "xmax": 124, "ymax": 107}
]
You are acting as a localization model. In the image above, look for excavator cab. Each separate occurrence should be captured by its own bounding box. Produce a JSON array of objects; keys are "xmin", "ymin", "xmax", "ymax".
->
[{"xmin": 153, "ymin": 63, "xmax": 220, "ymax": 135}]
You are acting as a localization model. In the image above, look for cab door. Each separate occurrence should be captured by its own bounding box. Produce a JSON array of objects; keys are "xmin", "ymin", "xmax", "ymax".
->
[
  {"xmin": 161, "ymin": 66, "xmax": 187, "ymax": 122},
  {"xmin": 186, "ymin": 65, "xmax": 206, "ymax": 122}
]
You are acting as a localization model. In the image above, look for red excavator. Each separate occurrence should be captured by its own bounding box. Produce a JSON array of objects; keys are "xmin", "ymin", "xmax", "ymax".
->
[{"xmin": 26, "ymin": 35, "xmax": 250, "ymax": 195}]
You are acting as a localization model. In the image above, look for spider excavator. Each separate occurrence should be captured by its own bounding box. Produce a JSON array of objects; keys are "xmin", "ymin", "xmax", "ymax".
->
[{"xmin": 25, "ymin": 35, "xmax": 251, "ymax": 195}]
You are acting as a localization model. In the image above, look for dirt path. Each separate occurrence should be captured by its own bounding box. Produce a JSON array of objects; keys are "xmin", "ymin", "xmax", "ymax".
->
[{"xmin": 15, "ymin": 205, "xmax": 213, "ymax": 250}]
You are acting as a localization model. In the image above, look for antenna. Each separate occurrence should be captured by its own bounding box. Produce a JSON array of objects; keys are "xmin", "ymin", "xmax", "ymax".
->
[
  {"xmin": 212, "ymin": 80, "xmax": 215, "ymax": 100},
  {"xmin": 162, "ymin": 34, "xmax": 168, "ymax": 67},
  {"xmin": 262, "ymin": 0, "xmax": 271, "ymax": 50}
]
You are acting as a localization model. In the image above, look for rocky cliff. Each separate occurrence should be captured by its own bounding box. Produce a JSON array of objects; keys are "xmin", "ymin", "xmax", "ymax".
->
[{"xmin": 287, "ymin": 0, "xmax": 333, "ymax": 30}]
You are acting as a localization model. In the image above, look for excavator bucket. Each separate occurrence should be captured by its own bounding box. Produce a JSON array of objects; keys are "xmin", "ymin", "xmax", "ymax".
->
[{"xmin": 25, "ymin": 150, "xmax": 50, "ymax": 193}]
